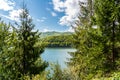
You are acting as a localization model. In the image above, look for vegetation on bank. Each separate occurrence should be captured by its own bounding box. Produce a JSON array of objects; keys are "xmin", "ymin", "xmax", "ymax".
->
[{"xmin": 41, "ymin": 34, "xmax": 73, "ymax": 48}]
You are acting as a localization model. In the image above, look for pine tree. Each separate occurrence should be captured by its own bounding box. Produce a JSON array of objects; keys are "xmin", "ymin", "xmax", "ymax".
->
[
  {"xmin": 15, "ymin": 5, "xmax": 48, "ymax": 78},
  {"xmin": 68, "ymin": 0, "xmax": 96, "ymax": 79},
  {"xmin": 94, "ymin": 0, "xmax": 120, "ymax": 74}
]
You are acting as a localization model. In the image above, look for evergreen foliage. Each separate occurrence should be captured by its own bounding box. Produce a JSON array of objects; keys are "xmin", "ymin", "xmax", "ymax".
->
[
  {"xmin": 0, "ymin": 4, "xmax": 48, "ymax": 79},
  {"xmin": 68, "ymin": 0, "xmax": 96, "ymax": 79},
  {"xmin": 14, "ymin": 5, "xmax": 48, "ymax": 78},
  {"xmin": 47, "ymin": 63, "xmax": 78, "ymax": 80},
  {"xmin": 0, "ymin": 20, "xmax": 20, "ymax": 79},
  {"xmin": 68, "ymin": 0, "xmax": 120, "ymax": 79},
  {"xmin": 94, "ymin": 0, "xmax": 120, "ymax": 73}
]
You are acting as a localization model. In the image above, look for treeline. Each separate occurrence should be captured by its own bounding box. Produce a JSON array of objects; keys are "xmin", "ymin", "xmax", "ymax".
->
[
  {"xmin": 40, "ymin": 31, "xmax": 72, "ymax": 38},
  {"xmin": 42, "ymin": 35, "xmax": 73, "ymax": 47}
]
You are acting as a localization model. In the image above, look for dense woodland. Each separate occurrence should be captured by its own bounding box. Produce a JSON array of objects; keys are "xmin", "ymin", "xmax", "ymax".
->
[
  {"xmin": 0, "ymin": 0, "xmax": 120, "ymax": 80},
  {"xmin": 42, "ymin": 34, "xmax": 73, "ymax": 47}
]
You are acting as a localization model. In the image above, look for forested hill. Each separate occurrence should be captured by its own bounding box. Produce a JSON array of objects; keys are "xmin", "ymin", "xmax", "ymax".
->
[
  {"xmin": 40, "ymin": 31, "xmax": 73, "ymax": 48},
  {"xmin": 40, "ymin": 31, "xmax": 73, "ymax": 38}
]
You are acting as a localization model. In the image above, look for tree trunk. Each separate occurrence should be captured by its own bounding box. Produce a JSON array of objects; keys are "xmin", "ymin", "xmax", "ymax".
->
[{"xmin": 112, "ymin": 21, "xmax": 115, "ymax": 69}]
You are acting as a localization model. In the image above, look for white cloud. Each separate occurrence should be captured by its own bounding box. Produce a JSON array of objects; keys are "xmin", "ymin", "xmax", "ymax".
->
[
  {"xmin": 52, "ymin": 0, "xmax": 65, "ymax": 12},
  {"xmin": 51, "ymin": 12, "xmax": 57, "ymax": 17},
  {"xmin": 37, "ymin": 19, "xmax": 44, "ymax": 22},
  {"xmin": 43, "ymin": 29, "xmax": 54, "ymax": 32},
  {"xmin": 43, "ymin": 29, "xmax": 49, "ymax": 32},
  {"xmin": 0, "ymin": 13, "xmax": 10, "ymax": 19},
  {"xmin": 0, "ymin": 0, "xmax": 22, "ymax": 22},
  {"xmin": 52, "ymin": 0, "xmax": 85, "ymax": 26},
  {"xmin": 0, "ymin": 0, "xmax": 15, "ymax": 11},
  {"xmin": 0, "ymin": 0, "xmax": 33, "ymax": 22},
  {"xmin": 0, "ymin": 9, "xmax": 23, "ymax": 22},
  {"xmin": 46, "ymin": 7, "xmax": 57, "ymax": 17},
  {"xmin": 37, "ymin": 17, "xmax": 47, "ymax": 22},
  {"xmin": 9, "ymin": 9, "xmax": 23, "ymax": 21},
  {"xmin": 42, "ymin": 28, "xmax": 60, "ymax": 32},
  {"xmin": 67, "ymin": 27, "xmax": 74, "ymax": 32},
  {"xmin": 42, "ymin": 17, "xmax": 47, "ymax": 20}
]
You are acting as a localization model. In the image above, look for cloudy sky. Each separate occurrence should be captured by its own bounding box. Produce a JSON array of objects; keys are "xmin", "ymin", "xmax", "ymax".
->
[{"xmin": 0, "ymin": 0, "xmax": 81, "ymax": 32}]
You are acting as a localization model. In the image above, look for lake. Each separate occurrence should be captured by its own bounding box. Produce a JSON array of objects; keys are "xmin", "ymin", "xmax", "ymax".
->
[{"xmin": 41, "ymin": 48, "xmax": 76, "ymax": 68}]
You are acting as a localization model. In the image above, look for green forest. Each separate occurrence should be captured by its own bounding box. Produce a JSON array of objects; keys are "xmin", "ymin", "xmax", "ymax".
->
[
  {"xmin": 0, "ymin": 0, "xmax": 120, "ymax": 80},
  {"xmin": 41, "ymin": 34, "xmax": 73, "ymax": 47}
]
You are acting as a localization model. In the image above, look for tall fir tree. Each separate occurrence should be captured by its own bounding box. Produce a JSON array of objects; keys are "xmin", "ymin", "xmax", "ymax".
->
[
  {"xmin": 15, "ymin": 4, "xmax": 48, "ymax": 78},
  {"xmin": 0, "ymin": 4, "xmax": 48, "ymax": 80},
  {"xmin": 94, "ymin": 0, "xmax": 120, "ymax": 74},
  {"xmin": 68, "ymin": 0, "xmax": 96, "ymax": 79}
]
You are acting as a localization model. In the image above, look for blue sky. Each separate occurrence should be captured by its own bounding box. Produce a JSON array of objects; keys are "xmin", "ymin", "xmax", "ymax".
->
[{"xmin": 0, "ymin": 0, "xmax": 81, "ymax": 32}]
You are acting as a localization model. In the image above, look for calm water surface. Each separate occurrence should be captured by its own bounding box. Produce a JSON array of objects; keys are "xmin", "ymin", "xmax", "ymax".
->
[{"xmin": 41, "ymin": 48, "xmax": 76, "ymax": 68}]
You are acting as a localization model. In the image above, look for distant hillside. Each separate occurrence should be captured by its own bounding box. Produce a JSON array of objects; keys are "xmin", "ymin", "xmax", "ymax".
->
[
  {"xmin": 40, "ymin": 31, "xmax": 73, "ymax": 47},
  {"xmin": 40, "ymin": 31, "xmax": 73, "ymax": 38}
]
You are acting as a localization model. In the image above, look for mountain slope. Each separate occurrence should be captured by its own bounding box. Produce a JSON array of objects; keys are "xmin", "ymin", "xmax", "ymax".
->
[{"xmin": 40, "ymin": 31, "xmax": 73, "ymax": 38}]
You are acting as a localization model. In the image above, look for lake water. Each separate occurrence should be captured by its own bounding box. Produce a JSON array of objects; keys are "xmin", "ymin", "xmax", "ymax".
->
[{"xmin": 41, "ymin": 48, "xmax": 76, "ymax": 68}]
